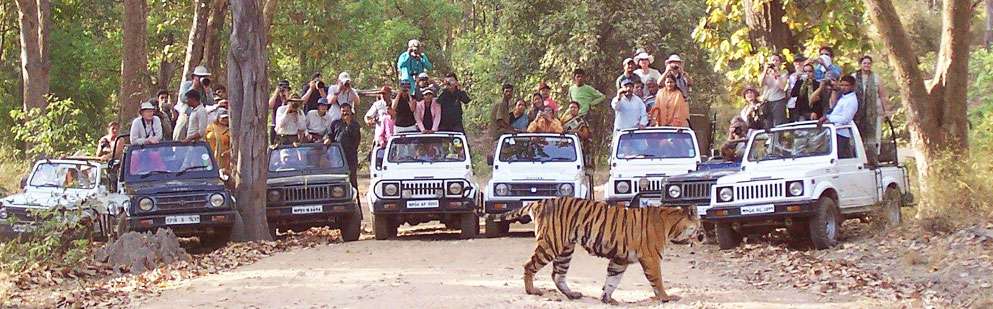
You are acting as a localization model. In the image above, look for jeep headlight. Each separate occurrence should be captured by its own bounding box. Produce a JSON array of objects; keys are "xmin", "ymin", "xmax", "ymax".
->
[
  {"xmin": 667, "ymin": 185, "xmax": 682, "ymax": 199},
  {"xmin": 447, "ymin": 182, "xmax": 464, "ymax": 196},
  {"xmin": 0, "ymin": 207, "xmax": 7, "ymax": 220},
  {"xmin": 138, "ymin": 198, "xmax": 154, "ymax": 211},
  {"xmin": 558, "ymin": 183, "xmax": 574, "ymax": 196},
  {"xmin": 495, "ymin": 183, "xmax": 510, "ymax": 196},
  {"xmin": 383, "ymin": 182, "xmax": 399, "ymax": 197},
  {"xmin": 267, "ymin": 189, "xmax": 281, "ymax": 203},
  {"xmin": 614, "ymin": 181, "xmax": 631, "ymax": 194},
  {"xmin": 209, "ymin": 193, "xmax": 225, "ymax": 207},
  {"xmin": 787, "ymin": 181, "xmax": 804, "ymax": 197},
  {"xmin": 332, "ymin": 186, "xmax": 346, "ymax": 198},
  {"xmin": 717, "ymin": 187, "xmax": 734, "ymax": 202}
]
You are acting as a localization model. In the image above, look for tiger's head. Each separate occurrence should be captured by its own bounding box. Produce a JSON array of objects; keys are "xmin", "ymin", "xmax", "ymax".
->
[{"xmin": 659, "ymin": 206, "xmax": 701, "ymax": 244}]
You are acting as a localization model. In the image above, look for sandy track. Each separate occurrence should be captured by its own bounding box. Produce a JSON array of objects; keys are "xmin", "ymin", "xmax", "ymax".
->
[{"xmin": 139, "ymin": 223, "xmax": 888, "ymax": 308}]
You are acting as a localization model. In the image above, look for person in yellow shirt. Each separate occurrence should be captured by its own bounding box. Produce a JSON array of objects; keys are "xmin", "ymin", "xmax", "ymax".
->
[
  {"xmin": 206, "ymin": 109, "xmax": 232, "ymax": 172},
  {"xmin": 527, "ymin": 106, "xmax": 563, "ymax": 133},
  {"xmin": 649, "ymin": 74, "xmax": 689, "ymax": 127}
]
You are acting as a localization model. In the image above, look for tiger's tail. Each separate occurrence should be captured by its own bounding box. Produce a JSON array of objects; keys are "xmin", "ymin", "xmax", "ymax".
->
[{"xmin": 494, "ymin": 199, "xmax": 545, "ymax": 222}]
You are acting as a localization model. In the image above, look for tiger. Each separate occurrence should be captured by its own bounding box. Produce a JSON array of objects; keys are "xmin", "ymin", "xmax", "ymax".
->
[{"xmin": 498, "ymin": 197, "xmax": 699, "ymax": 305}]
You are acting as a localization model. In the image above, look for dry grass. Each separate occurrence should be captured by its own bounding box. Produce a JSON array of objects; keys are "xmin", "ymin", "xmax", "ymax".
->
[
  {"xmin": 0, "ymin": 160, "xmax": 31, "ymax": 196},
  {"xmin": 908, "ymin": 146, "xmax": 993, "ymax": 233}
]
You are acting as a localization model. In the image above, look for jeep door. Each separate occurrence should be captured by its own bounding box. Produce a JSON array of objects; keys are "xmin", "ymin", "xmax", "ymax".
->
[{"xmin": 834, "ymin": 127, "xmax": 875, "ymax": 207}]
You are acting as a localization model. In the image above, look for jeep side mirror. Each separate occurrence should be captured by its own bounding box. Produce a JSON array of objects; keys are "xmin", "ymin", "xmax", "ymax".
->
[
  {"xmin": 375, "ymin": 149, "xmax": 385, "ymax": 170},
  {"xmin": 19, "ymin": 175, "xmax": 27, "ymax": 191},
  {"xmin": 486, "ymin": 155, "xmax": 494, "ymax": 166}
]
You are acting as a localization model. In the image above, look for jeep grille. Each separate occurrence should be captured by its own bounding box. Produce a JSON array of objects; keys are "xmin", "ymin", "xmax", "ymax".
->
[
  {"xmin": 402, "ymin": 180, "xmax": 445, "ymax": 198},
  {"xmin": 156, "ymin": 193, "xmax": 210, "ymax": 210},
  {"xmin": 508, "ymin": 183, "xmax": 560, "ymax": 197},
  {"xmin": 735, "ymin": 183, "xmax": 784, "ymax": 201},
  {"xmin": 282, "ymin": 185, "xmax": 334, "ymax": 202},
  {"xmin": 668, "ymin": 181, "xmax": 713, "ymax": 201}
]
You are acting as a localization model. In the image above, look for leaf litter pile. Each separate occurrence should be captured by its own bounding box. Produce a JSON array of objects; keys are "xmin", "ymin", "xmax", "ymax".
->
[
  {"xmin": 1, "ymin": 228, "xmax": 343, "ymax": 307},
  {"xmin": 701, "ymin": 222, "xmax": 993, "ymax": 308}
]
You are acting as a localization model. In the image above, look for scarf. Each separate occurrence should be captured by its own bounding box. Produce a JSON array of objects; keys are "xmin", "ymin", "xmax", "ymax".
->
[{"xmin": 854, "ymin": 70, "xmax": 879, "ymax": 138}]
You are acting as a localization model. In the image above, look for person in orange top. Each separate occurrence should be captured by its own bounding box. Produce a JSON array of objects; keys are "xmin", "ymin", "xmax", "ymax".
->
[
  {"xmin": 527, "ymin": 105, "xmax": 563, "ymax": 133},
  {"xmin": 206, "ymin": 109, "xmax": 232, "ymax": 172},
  {"xmin": 649, "ymin": 74, "xmax": 689, "ymax": 127}
]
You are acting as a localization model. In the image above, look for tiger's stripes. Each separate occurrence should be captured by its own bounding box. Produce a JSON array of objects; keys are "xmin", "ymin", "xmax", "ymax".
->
[{"xmin": 501, "ymin": 197, "xmax": 698, "ymax": 304}]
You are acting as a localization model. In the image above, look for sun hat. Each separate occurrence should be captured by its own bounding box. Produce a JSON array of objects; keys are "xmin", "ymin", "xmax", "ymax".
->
[
  {"xmin": 139, "ymin": 102, "xmax": 156, "ymax": 111},
  {"xmin": 338, "ymin": 72, "xmax": 351, "ymax": 83},
  {"xmin": 634, "ymin": 52, "xmax": 654, "ymax": 64},
  {"xmin": 192, "ymin": 65, "xmax": 211, "ymax": 76},
  {"xmin": 665, "ymin": 54, "xmax": 683, "ymax": 63}
]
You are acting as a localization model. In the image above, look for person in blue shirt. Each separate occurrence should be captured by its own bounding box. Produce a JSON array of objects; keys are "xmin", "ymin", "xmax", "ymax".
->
[
  {"xmin": 397, "ymin": 39, "xmax": 433, "ymax": 93},
  {"xmin": 812, "ymin": 46, "xmax": 842, "ymax": 82},
  {"xmin": 819, "ymin": 75, "xmax": 858, "ymax": 158}
]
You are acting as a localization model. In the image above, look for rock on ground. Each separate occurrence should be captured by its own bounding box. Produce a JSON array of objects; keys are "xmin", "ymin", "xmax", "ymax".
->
[{"xmin": 94, "ymin": 229, "xmax": 190, "ymax": 273}]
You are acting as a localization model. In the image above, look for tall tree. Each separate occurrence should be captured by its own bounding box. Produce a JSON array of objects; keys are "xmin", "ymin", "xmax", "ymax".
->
[
  {"xmin": 181, "ymin": 0, "xmax": 210, "ymax": 82},
  {"xmin": 203, "ymin": 0, "xmax": 228, "ymax": 86},
  {"xmin": 742, "ymin": 0, "xmax": 797, "ymax": 53},
  {"xmin": 14, "ymin": 0, "xmax": 50, "ymax": 111},
  {"xmin": 863, "ymin": 0, "xmax": 972, "ymax": 193},
  {"xmin": 228, "ymin": 0, "xmax": 271, "ymax": 241},
  {"xmin": 120, "ymin": 0, "xmax": 150, "ymax": 126}
]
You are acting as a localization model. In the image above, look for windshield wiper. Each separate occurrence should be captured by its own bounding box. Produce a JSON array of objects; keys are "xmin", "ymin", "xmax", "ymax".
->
[
  {"xmin": 139, "ymin": 170, "xmax": 172, "ymax": 179},
  {"xmin": 539, "ymin": 156, "xmax": 574, "ymax": 162},
  {"xmin": 760, "ymin": 153, "xmax": 786, "ymax": 161},
  {"xmin": 176, "ymin": 165, "xmax": 209, "ymax": 176},
  {"xmin": 622, "ymin": 154, "xmax": 663, "ymax": 159}
]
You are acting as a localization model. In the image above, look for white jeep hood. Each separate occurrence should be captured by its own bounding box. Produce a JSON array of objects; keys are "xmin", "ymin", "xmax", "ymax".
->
[
  {"xmin": 718, "ymin": 161, "xmax": 828, "ymax": 184},
  {"xmin": 609, "ymin": 158, "xmax": 697, "ymax": 179},
  {"xmin": 379, "ymin": 162, "xmax": 472, "ymax": 181},
  {"xmin": 492, "ymin": 162, "xmax": 583, "ymax": 182},
  {"xmin": 3, "ymin": 190, "xmax": 91, "ymax": 209}
]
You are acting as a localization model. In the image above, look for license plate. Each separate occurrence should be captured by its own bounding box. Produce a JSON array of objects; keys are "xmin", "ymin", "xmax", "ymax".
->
[
  {"xmin": 407, "ymin": 200, "xmax": 439, "ymax": 208},
  {"xmin": 292, "ymin": 205, "xmax": 323, "ymax": 214},
  {"xmin": 165, "ymin": 215, "xmax": 200, "ymax": 225},
  {"xmin": 740, "ymin": 204, "xmax": 775, "ymax": 215},
  {"xmin": 696, "ymin": 205, "xmax": 712, "ymax": 218},
  {"xmin": 639, "ymin": 197, "xmax": 662, "ymax": 207}
]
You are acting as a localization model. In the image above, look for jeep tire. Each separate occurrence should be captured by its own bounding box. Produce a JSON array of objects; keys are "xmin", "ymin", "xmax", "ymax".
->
[
  {"xmin": 716, "ymin": 223, "xmax": 741, "ymax": 250},
  {"xmin": 341, "ymin": 207, "xmax": 362, "ymax": 242},
  {"xmin": 459, "ymin": 213, "xmax": 479, "ymax": 239},
  {"xmin": 484, "ymin": 216, "xmax": 510, "ymax": 238},
  {"xmin": 809, "ymin": 196, "xmax": 841, "ymax": 249},
  {"xmin": 373, "ymin": 214, "xmax": 396, "ymax": 240}
]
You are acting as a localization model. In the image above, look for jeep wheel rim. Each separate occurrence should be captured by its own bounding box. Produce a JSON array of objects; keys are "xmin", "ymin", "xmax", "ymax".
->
[{"xmin": 825, "ymin": 211, "xmax": 837, "ymax": 240}]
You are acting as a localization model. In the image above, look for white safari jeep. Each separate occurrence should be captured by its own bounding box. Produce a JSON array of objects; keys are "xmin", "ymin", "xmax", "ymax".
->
[
  {"xmin": 707, "ymin": 121, "xmax": 913, "ymax": 249},
  {"xmin": 0, "ymin": 157, "xmax": 129, "ymax": 239},
  {"xmin": 483, "ymin": 133, "xmax": 592, "ymax": 237},
  {"xmin": 367, "ymin": 132, "xmax": 480, "ymax": 239},
  {"xmin": 604, "ymin": 127, "xmax": 701, "ymax": 207}
]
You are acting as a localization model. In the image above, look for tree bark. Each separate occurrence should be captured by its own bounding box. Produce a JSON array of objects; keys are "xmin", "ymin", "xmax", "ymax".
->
[
  {"xmin": 863, "ymin": 0, "xmax": 972, "ymax": 198},
  {"xmin": 152, "ymin": 33, "xmax": 179, "ymax": 93},
  {"xmin": 181, "ymin": 0, "xmax": 210, "ymax": 82},
  {"xmin": 203, "ymin": 0, "xmax": 228, "ymax": 86},
  {"xmin": 742, "ymin": 0, "xmax": 798, "ymax": 54},
  {"xmin": 228, "ymin": 0, "xmax": 271, "ymax": 241},
  {"xmin": 261, "ymin": 0, "xmax": 278, "ymax": 46},
  {"xmin": 14, "ymin": 0, "xmax": 50, "ymax": 111},
  {"xmin": 120, "ymin": 0, "xmax": 150, "ymax": 126}
]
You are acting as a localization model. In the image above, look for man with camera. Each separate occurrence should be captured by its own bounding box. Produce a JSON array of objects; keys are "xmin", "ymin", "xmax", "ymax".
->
[
  {"xmin": 438, "ymin": 73, "xmax": 471, "ymax": 132},
  {"xmin": 662, "ymin": 54, "xmax": 692, "ymax": 99},
  {"xmin": 397, "ymin": 39, "xmax": 433, "ymax": 94},
  {"xmin": 268, "ymin": 80, "xmax": 292, "ymax": 144},
  {"xmin": 760, "ymin": 54, "xmax": 789, "ymax": 127},
  {"xmin": 328, "ymin": 72, "xmax": 360, "ymax": 121},
  {"xmin": 178, "ymin": 65, "xmax": 215, "ymax": 107},
  {"xmin": 301, "ymin": 72, "xmax": 329, "ymax": 112},
  {"xmin": 611, "ymin": 78, "xmax": 648, "ymax": 132}
]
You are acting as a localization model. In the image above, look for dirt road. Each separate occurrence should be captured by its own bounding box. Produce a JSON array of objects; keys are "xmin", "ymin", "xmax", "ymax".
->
[{"xmin": 139, "ymin": 223, "xmax": 890, "ymax": 308}]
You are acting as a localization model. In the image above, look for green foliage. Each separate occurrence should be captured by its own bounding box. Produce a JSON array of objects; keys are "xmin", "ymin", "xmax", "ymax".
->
[
  {"xmin": 968, "ymin": 49, "xmax": 993, "ymax": 146},
  {"xmin": 0, "ymin": 208, "xmax": 93, "ymax": 275},
  {"xmin": 692, "ymin": 0, "xmax": 871, "ymax": 97},
  {"xmin": 10, "ymin": 96, "xmax": 96, "ymax": 158}
]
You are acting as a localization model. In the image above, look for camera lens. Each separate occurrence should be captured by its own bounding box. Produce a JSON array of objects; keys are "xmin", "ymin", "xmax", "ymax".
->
[{"xmin": 202, "ymin": 78, "xmax": 211, "ymax": 87}]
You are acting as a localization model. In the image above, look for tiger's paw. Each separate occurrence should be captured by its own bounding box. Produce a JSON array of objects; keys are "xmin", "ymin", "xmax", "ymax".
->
[
  {"xmin": 525, "ymin": 288, "xmax": 543, "ymax": 296},
  {"xmin": 653, "ymin": 294, "xmax": 681, "ymax": 302},
  {"xmin": 600, "ymin": 295, "xmax": 619, "ymax": 305},
  {"xmin": 563, "ymin": 291, "xmax": 582, "ymax": 300}
]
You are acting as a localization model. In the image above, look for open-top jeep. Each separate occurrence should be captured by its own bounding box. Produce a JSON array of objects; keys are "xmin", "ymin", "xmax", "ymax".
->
[
  {"xmin": 1, "ymin": 157, "xmax": 128, "ymax": 239},
  {"xmin": 112, "ymin": 139, "xmax": 236, "ymax": 246},
  {"xmin": 707, "ymin": 121, "xmax": 913, "ymax": 249},
  {"xmin": 367, "ymin": 132, "xmax": 479, "ymax": 239},
  {"xmin": 604, "ymin": 127, "xmax": 700, "ymax": 207},
  {"xmin": 266, "ymin": 143, "xmax": 361, "ymax": 241},
  {"xmin": 483, "ymin": 133, "xmax": 592, "ymax": 237}
]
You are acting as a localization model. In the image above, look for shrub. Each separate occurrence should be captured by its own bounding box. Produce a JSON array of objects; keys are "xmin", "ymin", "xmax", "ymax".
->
[
  {"xmin": 0, "ymin": 208, "xmax": 93, "ymax": 275},
  {"xmin": 9, "ymin": 96, "xmax": 95, "ymax": 159},
  {"xmin": 913, "ymin": 147, "xmax": 993, "ymax": 231}
]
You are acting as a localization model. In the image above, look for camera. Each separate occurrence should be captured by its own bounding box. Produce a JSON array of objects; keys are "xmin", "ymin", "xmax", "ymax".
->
[{"xmin": 201, "ymin": 77, "xmax": 211, "ymax": 87}]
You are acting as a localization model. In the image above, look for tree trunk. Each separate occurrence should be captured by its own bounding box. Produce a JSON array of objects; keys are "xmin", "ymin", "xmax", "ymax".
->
[
  {"xmin": 14, "ymin": 0, "xmax": 50, "ymax": 111},
  {"xmin": 228, "ymin": 0, "xmax": 271, "ymax": 241},
  {"xmin": 181, "ymin": 0, "xmax": 210, "ymax": 82},
  {"xmin": 120, "ymin": 0, "xmax": 150, "ymax": 126},
  {"xmin": 203, "ymin": 0, "xmax": 228, "ymax": 86},
  {"xmin": 742, "ymin": 0, "xmax": 798, "ymax": 54},
  {"xmin": 261, "ymin": 0, "xmax": 278, "ymax": 46},
  {"xmin": 863, "ymin": 0, "xmax": 972, "ymax": 202},
  {"xmin": 986, "ymin": 0, "xmax": 993, "ymax": 48}
]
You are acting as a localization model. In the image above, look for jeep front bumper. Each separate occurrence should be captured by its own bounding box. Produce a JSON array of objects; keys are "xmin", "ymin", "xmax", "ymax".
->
[
  {"xmin": 127, "ymin": 209, "xmax": 236, "ymax": 236},
  {"xmin": 267, "ymin": 200, "xmax": 359, "ymax": 228},
  {"xmin": 372, "ymin": 198, "xmax": 475, "ymax": 215},
  {"xmin": 704, "ymin": 200, "xmax": 818, "ymax": 223}
]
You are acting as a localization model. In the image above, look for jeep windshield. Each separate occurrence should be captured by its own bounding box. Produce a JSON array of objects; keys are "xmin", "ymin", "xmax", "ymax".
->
[
  {"xmin": 29, "ymin": 162, "xmax": 99, "ymax": 190},
  {"xmin": 499, "ymin": 136, "xmax": 577, "ymax": 163},
  {"xmin": 387, "ymin": 136, "xmax": 467, "ymax": 163},
  {"xmin": 747, "ymin": 127, "xmax": 832, "ymax": 162},
  {"xmin": 615, "ymin": 131, "xmax": 696, "ymax": 159},
  {"xmin": 269, "ymin": 145, "xmax": 346, "ymax": 173},
  {"xmin": 125, "ymin": 144, "xmax": 217, "ymax": 181}
]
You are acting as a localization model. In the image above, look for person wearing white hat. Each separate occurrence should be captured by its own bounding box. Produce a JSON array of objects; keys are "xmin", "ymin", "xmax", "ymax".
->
[
  {"xmin": 615, "ymin": 58, "xmax": 642, "ymax": 90},
  {"xmin": 633, "ymin": 51, "xmax": 662, "ymax": 85},
  {"xmin": 328, "ymin": 71, "xmax": 360, "ymax": 117},
  {"xmin": 413, "ymin": 72, "xmax": 438, "ymax": 101},
  {"xmin": 177, "ymin": 65, "xmax": 215, "ymax": 107},
  {"xmin": 662, "ymin": 53, "xmax": 693, "ymax": 99},
  {"xmin": 397, "ymin": 39, "xmax": 433, "ymax": 93},
  {"xmin": 130, "ymin": 101, "xmax": 164, "ymax": 145}
]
